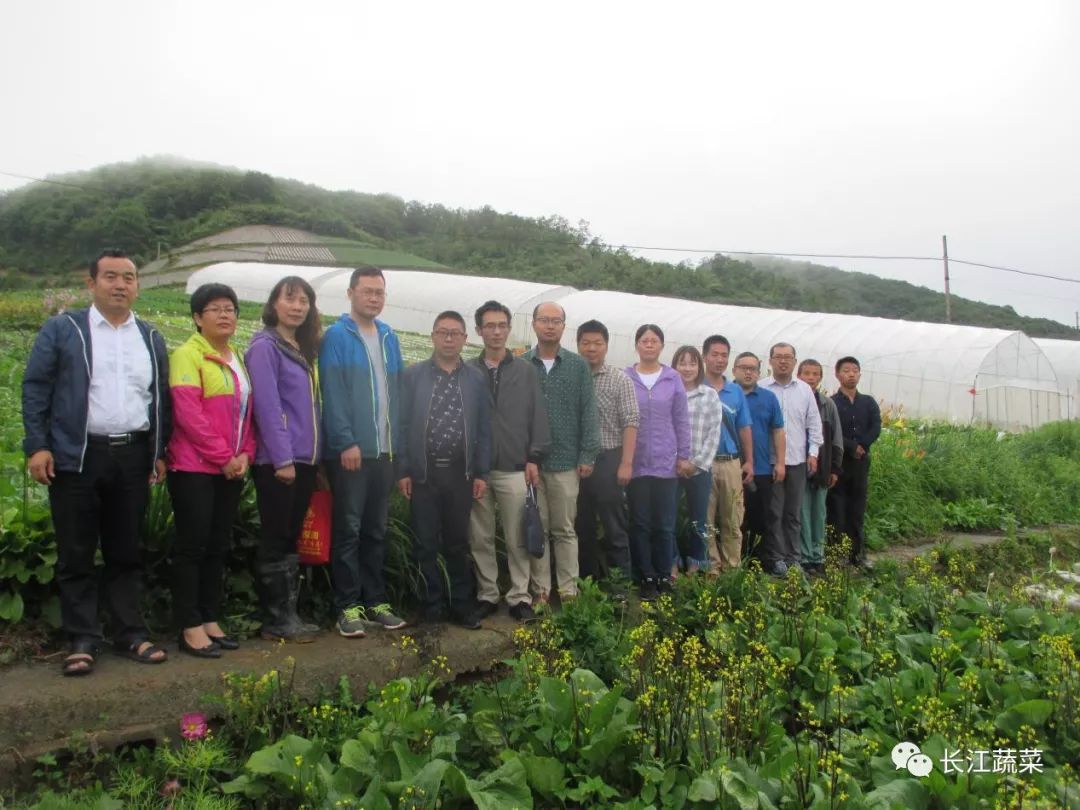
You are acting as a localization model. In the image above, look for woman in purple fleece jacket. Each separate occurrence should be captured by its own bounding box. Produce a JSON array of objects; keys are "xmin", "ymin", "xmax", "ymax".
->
[
  {"xmin": 625, "ymin": 324, "xmax": 692, "ymax": 601},
  {"xmin": 245, "ymin": 276, "xmax": 323, "ymax": 642}
]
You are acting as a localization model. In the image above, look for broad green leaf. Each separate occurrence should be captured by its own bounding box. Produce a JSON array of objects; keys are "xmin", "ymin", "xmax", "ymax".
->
[{"xmin": 995, "ymin": 699, "xmax": 1055, "ymax": 736}]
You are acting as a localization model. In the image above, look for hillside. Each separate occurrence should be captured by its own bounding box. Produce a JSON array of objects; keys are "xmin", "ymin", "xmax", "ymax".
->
[{"xmin": 1, "ymin": 157, "xmax": 1076, "ymax": 338}]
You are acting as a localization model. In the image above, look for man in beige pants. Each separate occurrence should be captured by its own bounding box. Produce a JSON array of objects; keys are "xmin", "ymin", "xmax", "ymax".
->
[
  {"xmin": 468, "ymin": 301, "xmax": 551, "ymax": 623},
  {"xmin": 701, "ymin": 335, "xmax": 754, "ymax": 572},
  {"xmin": 523, "ymin": 303, "xmax": 601, "ymax": 602}
]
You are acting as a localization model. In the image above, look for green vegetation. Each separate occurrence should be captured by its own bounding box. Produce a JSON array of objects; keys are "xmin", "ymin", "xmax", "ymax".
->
[
  {"xmin": 1, "ymin": 158, "xmax": 1076, "ymax": 337},
  {"xmin": 17, "ymin": 537, "xmax": 1080, "ymax": 808}
]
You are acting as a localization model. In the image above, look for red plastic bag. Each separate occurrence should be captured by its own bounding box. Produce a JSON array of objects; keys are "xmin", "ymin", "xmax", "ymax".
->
[{"xmin": 297, "ymin": 490, "xmax": 332, "ymax": 565}]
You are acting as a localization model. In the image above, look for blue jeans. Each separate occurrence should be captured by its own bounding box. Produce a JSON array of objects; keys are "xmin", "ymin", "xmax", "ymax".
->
[
  {"xmin": 677, "ymin": 470, "xmax": 712, "ymax": 570},
  {"xmin": 627, "ymin": 476, "xmax": 679, "ymax": 582},
  {"xmin": 328, "ymin": 455, "xmax": 394, "ymax": 612}
]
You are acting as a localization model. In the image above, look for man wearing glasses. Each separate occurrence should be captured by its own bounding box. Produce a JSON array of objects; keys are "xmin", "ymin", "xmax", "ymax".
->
[
  {"xmin": 468, "ymin": 301, "xmax": 550, "ymax": 623},
  {"xmin": 396, "ymin": 312, "xmax": 490, "ymax": 629},
  {"xmin": 320, "ymin": 266, "xmax": 407, "ymax": 637},
  {"xmin": 759, "ymin": 343, "xmax": 823, "ymax": 574},
  {"xmin": 524, "ymin": 302, "xmax": 600, "ymax": 603}
]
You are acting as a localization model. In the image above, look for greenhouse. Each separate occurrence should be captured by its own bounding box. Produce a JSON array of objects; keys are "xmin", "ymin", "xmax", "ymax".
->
[
  {"xmin": 1033, "ymin": 338, "xmax": 1080, "ymax": 420},
  {"xmin": 186, "ymin": 262, "xmax": 1067, "ymax": 430}
]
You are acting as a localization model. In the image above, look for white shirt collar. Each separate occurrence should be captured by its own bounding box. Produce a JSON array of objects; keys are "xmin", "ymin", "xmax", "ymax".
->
[{"xmin": 89, "ymin": 304, "xmax": 136, "ymax": 329}]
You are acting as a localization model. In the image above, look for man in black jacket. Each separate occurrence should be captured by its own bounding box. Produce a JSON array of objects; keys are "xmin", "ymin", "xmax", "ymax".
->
[
  {"xmin": 22, "ymin": 249, "xmax": 171, "ymax": 676},
  {"xmin": 828, "ymin": 356, "xmax": 882, "ymax": 568},
  {"xmin": 468, "ymin": 301, "xmax": 551, "ymax": 623},
  {"xmin": 396, "ymin": 311, "xmax": 491, "ymax": 628}
]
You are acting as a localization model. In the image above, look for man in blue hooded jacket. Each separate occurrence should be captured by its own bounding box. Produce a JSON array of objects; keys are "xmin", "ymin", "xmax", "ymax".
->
[{"xmin": 320, "ymin": 266, "xmax": 407, "ymax": 637}]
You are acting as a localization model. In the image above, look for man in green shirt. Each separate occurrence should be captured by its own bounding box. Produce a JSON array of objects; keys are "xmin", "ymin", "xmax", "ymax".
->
[{"xmin": 524, "ymin": 302, "xmax": 601, "ymax": 601}]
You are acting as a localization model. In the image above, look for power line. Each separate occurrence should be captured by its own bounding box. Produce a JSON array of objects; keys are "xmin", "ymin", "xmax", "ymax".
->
[{"xmin": 3, "ymin": 168, "xmax": 1079, "ymax": 286}]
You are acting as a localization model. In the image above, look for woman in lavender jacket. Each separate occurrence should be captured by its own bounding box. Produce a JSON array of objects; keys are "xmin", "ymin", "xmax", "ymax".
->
[
  {"xmin": 625, "ymin": 324, "xmax": 692, "ymax": 600},
  {"xmin": 245, "ymin": 276, "xmax": 323, "ymax": 642}
]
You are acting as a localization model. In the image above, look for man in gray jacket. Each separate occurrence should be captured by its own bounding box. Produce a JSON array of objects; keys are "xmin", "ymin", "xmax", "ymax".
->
[
  {"xmin": 468, "ymin": 301, "xmax": 551, "ymax": 623},
  {"xmin": 797, "ymin": 359, "xmax": 844, "ymax": 574}
]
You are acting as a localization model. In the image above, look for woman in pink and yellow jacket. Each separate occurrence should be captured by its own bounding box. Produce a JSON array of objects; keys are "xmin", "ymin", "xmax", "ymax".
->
[{"xmin": 166, "ymin": 283, "xmax": 256, "ymax": 659}]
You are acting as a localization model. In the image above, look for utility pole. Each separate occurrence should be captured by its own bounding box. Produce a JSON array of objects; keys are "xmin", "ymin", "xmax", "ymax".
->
[{"xmin": 942, "ymin": 235, "xmax": 952, "ymax": 324}]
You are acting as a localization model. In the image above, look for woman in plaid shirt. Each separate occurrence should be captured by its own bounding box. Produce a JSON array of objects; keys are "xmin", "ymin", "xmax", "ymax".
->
[{"xmin": 672, "ymin": 346, "xmax": 723, "ymax": 574}]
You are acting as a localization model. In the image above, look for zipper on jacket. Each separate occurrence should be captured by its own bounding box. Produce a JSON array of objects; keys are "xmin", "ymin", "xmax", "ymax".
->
[
  {"xmin": 67, "ymin": 314, "xmax": 92, "ymax": 473},
  {"xmin": 149, "ymin": 328, "xmax": 162, "ymax": 468},
  {"xmin": 459, "ymin": 374, "xmax": 469, "ymax": 480},
  {"xmin": 380, "ymin": 330, "xmax": 393, "ymax": 458}
]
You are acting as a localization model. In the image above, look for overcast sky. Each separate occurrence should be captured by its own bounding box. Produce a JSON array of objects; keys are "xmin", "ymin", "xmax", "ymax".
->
[{"xmin": 2, "ymin": 1, "xmax": 1078, "ymax": 325}]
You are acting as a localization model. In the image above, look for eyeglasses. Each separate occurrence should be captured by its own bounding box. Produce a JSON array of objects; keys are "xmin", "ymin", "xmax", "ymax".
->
[
  {"xmin": 202, "ymin": 306, "xmax": 237, "ymax": 317},
  {"xmin": 733, "ymin": 364, "xmax": 759, "ymax": 372},
  {"xmin": 771, "ymin": 354, "xmax": 795, "ymax": 362},
  {"xmin": 433, "ymin": 329, "xmax": 466, "ymax": 340},
  {"xmin": 357, "ymin": 289, "xmax": 386, "ymax": 299},
  {"xmin": 534, "ymin": 317, "xmax": 565, "ymax": 326},
  {"xmin": 480, "ymin": 322, "xmax": 510, "ymax": 332}
]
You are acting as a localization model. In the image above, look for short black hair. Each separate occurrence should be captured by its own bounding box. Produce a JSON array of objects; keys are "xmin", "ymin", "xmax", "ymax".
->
[
  {"xmin": 532, "ymin": 301, "xmax": 566, "ymax": 320},
  {"xmin": 797, "ymin": 358, "xmax": 823, "ymax": 374},
  {"xmin": 835, "ymin": 356, "xmax": 861, "ymax": 373},
  {"xmin": 89, "ymin": 248, "xmax": 133, "ymax": 280},
  {"xmin": 635, "ymin": 323, "xmax": 664, "ymax": 344},
  {"xmin": 576, "ymin": 319, "xmax": 609, "ymax": 343},
  {"xmin": 770, "ymin": 342, "xmax": 796, "ymax": 359},
  {"xmin": 349, "ymin": 265, "xmax": 384, "ymax": 287},
  {"xmin": 475, "ymin": 300, "xmax": 511, "ymax": 329},
  {"xmin": 702, "ymin": 335, "xmax": 730, "ymax": 355},
  {"xmin": 433, "ymin": 310, "xmax": 466, "ymax": 331},
  {"xmin": 190, "ymin": 283, "xmax": 239, "ymax": 333},
  {"xmin": 734, "ymin": 351, "xmax": 760, "ymax": 368}
]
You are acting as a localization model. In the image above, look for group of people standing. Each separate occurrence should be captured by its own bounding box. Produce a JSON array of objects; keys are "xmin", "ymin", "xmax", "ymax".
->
[{"xmin": 22, "ymin": 250, "xmax": 880, "ymax": 677}]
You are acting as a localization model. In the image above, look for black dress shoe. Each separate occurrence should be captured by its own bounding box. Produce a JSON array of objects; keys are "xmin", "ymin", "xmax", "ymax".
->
[
  {"xmin": 451, "ymin": 610, "xmax": 482, "ymax": 630},
  {"xmin": 178, "ymin": 633, "xmax": 222, "ymax": 659},
  {"xmin": 476, "ymin": 600, "xmax": 499, "ymax": 619},
  {"xmin": 207, "ymin": 634, "xmax": 239, "ymax": 650}
]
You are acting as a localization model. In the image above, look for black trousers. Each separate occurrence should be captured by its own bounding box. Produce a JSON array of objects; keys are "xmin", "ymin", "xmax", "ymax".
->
[
  {"xmin": 167, "ymin": 471, "xmax": 245, "ymax": 629},
  {"xmin": 253, "ymin": 463, "xmax": 319, "ymax": 565},
  {"xmin": 410, "ymin": 460, "xmax": 476, "ymax": 613},
  {"xmin": 743, "ymin": 474, "xmax": 777, "ymax": 567},
  {"xmin": 575, "ymin": 447, "xmax": 632, "ymax": 580},
  {"xmin": 828, "ymin": 454, "xmax": 871, "ymax": 562},
  {"xmin": 49, "ymin": 440, "xmax": 151, "ymax": 646}
]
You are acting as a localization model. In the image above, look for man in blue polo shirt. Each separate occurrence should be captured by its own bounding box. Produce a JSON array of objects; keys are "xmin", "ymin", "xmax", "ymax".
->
[
  {"xmin": 733, "ymin": 352, "xmax": 787, "ymax": 575},
  {"xmin": 701, "ymin": 335, "xmax": 753, "ymax": 573}
]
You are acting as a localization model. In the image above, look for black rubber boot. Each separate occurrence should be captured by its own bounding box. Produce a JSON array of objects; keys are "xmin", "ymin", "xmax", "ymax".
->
[
  {"xmin": 285, "ymin": 555, "xmax": 320, "ymax": 635},
  {"xmin": 258, "ymin": 559, "xmax": 316, "ymax": 643}
]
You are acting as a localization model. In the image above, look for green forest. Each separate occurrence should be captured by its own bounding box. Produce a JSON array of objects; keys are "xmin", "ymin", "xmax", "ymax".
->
[{"xmin": 1, "ymin": 157, "xmax": 1075, "ymax": 338}]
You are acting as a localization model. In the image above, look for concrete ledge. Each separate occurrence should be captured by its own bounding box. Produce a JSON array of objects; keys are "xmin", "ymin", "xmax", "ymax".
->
[{"xmin": 0, "ymin": 616, "xmax": 518, "ymax": 784}]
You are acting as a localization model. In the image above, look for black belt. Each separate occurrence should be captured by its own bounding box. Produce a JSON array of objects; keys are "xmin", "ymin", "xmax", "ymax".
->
[
  {"xmin": 88, "ymin": 431, "xmax": 149, "ymax": 447},
  {"xmin": 714, "ymin": 453, "xmax": 739, "ymax": 461},
  {"xmin": 430, "ymin": 456, "xmax": 462, "ymax": 469}
]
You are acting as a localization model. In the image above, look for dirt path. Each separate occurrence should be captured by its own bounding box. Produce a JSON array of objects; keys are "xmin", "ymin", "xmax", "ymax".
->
[{"xmin": 867, "ymin": 530, "xmax": 1009, "ymax": 564}]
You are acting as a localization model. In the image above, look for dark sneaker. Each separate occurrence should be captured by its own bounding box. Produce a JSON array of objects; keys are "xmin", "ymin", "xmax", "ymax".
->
[
  {"xmin": 364, "ymin": 603, "xmax": 407, "ymax": 631},
  {"xmin": 639, "ymin": 579, "xmax": 659, "ymax": 601},
  {"xmin": 451, "ymin": 610, "xmax": 482, "ymax": 630},
  {"xmin": 476, "ymin": 600, "xmax": 499, "ymax": 619},
  {"xmin": 769, "ymin": 561, "xmax": 789, "ymax": 577},
  {"xmin": 656, "ymin": 577, "xmax": 673, "ymax": 595},
  {"xmin": 337, "ymin": 606, "xmax": 367, "ymax": 638},
  {"xmin": 509, "ymin": 602, "xmax": 539, "ymax": 623},
  {"xmin": 421, "ymin": 607, "xmax": 449, "ymax": 624}
]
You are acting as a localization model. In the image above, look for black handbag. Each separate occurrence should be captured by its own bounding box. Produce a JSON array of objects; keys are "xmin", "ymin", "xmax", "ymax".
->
[{"xmin": 523, "ymin": 484, "xmax": 545, "ymax": 558}]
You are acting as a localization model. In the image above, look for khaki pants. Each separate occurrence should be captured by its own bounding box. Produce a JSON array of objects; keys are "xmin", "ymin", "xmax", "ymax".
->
[
  {"xmin": 706, "ymin": 458, "xmax": 744, "ymax": 572},
  {"xmin": 469, "ymin": 470, "xmax": 546, "ymax": 607},
  {"xmin": 536, "ymin": 469, "xmax": 580, "ymax": 598}
]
